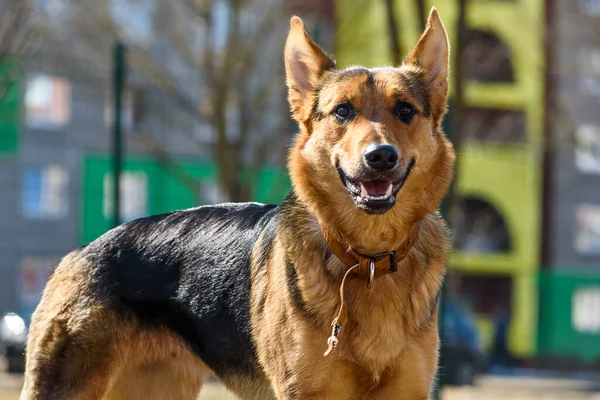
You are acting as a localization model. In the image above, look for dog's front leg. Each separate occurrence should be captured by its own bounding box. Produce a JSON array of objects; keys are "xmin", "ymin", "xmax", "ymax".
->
[
  {"xmin": 368, "ymin": 373, "xmax": 433, "ymax": 400},
  {"xmin": 273, "ymin": 385, "xmax": 360, "ymax": 400},
  {"xmin": 368, "ymin": 357, "xmax": 437, "ymax": 399},
  {"xmin": 274, "ymin": 388, "xmax": 346, "ymax": 400},
  {"xmin": 267, "ymin": 356, "xmax": 361, "ymax": 400},
  {"xmin": 369, "ymin": 385, "xmax": 431, "ymax": 400}
]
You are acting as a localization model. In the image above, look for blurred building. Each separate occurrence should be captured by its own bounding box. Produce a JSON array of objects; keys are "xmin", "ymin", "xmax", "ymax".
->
[
  {"xmin": 2, "ymin": 0, "xmax": 598, "ymax": 370},
  {"xmin": 336, "ymin": 0, "xmax": 600, "ymax": 367},
  {"xmin": 538, "ymin": 0, "xmax": 600, "ymax": 365},
  {"xmin": 0, "ymin": 0, "xmax": 334, "ymax": 319}
]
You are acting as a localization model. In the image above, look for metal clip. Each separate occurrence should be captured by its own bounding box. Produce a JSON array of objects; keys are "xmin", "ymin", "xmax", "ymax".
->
[
  {"xmin": 367, "ymin": 259, "xmax": 375, "ymax": 288},
  {"xmin": 324, "ymin": 322, "xmax": 341, "ymax": 356}
]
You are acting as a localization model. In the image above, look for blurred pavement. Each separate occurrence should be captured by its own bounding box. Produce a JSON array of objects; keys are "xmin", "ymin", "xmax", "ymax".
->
[{"xmin": 2, "ymin": 371, "xmax": 600, "ymax": 399}]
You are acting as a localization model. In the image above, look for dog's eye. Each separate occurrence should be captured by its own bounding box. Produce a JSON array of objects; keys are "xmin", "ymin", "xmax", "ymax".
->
[
  {"xmin": 394, "ymin": 102, "xmax": 415, "ymax": 122},
  {"xmin": 333, "ymin": 103, "xmax": 355, "ymax": 121}
]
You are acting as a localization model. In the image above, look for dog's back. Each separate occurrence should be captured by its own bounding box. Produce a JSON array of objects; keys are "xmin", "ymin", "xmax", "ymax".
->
[{"xmin": 22, "ymin": 203, "xmax": 277, "ymax": 400}]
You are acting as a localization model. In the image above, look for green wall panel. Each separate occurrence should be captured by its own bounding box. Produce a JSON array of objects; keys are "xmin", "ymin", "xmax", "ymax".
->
[
  {"xmin": 538, "ymin": 270, "xmax": 600, "ymax": 362},
  {"xmin": 0, "ymin": 61, "xmax": 21, "ymax": 154},
  {"xmin": 80, "ymin": 155, "xmax": 291, "ymax": 244}
]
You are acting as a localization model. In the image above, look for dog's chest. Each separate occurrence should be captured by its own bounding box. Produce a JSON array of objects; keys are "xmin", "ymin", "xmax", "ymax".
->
[
  {"xmin": 341, "ymin": 287, "xmax": 408, "ymax": 374},
  {"xmin": 348, "ymin": 318, "xmax": 406, "ymax": 368}
]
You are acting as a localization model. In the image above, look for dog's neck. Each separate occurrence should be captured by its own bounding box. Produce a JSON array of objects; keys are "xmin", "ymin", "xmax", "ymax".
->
[
  {"xmin": 316, "ymin": 218, "xmax": 420, "ymax": 273},
  {"xmin": 283, "ymin": 191, "xmax": 421, "ymax": 258},
  {"xmin": 314, "ymin": 204, "xmax": 421, "ymax": 356},
  {"xmin": 316, "ymin": 210, "xmax": 420, "ymax": 258},
  {"xmin": 278, "ymin": 192, "xmax": 437, "ymax": 357}
]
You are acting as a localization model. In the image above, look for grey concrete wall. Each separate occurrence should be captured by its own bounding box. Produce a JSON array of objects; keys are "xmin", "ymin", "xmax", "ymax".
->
[
  {"xmin": 549, "ymin": 0, "xmax": 600, "ymax": 270},
  {"xmin": 0, "ymin": 158, "xmax": 20, "ymax": 316}
]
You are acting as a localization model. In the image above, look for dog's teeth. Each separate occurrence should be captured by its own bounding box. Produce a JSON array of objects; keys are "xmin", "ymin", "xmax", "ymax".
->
[
  {"xmin": 360, "ymin": 183, "xmax": 368, "ymax": 199},
  {"xmin": 385, "ymin": 184, "xmax": 393, "ymax": 198}
]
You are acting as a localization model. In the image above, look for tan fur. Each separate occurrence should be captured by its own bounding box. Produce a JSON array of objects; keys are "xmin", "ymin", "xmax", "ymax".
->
[{"xmin": 21, "ymin": 8, "xmax": 454, "ymax": 400}]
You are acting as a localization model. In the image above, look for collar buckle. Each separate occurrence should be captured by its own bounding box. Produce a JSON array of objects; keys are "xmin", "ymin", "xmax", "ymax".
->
[{"xmin": 372, "ymin": 251, "xmax": 397, "ymax": 273}]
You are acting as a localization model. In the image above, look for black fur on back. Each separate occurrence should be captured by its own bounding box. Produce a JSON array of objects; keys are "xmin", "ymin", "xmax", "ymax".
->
[{"xmin": 80, "ymin": 202, "xmax": 279, "ymax": 379}]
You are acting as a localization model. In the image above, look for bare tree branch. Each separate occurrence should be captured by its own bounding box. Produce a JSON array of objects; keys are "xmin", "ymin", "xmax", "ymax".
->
[
  {"xmin": 446, "ymin": 0, "xmax": 467, "ymax": 233},
  {"xmin": 28, "ymin": 0, "xmax": 288, "ymax": 203},
  {"xmin": 0, "ymin": 0, "xmax": 33, "ymax": 102}
]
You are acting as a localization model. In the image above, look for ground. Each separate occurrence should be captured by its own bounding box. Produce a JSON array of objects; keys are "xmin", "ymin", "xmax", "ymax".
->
[{"xmin": 2, "ymin": 372, "xmax": 600, "ymax": 399}]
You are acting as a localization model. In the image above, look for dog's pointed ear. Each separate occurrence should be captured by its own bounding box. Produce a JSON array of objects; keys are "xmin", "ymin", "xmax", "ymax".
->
[
  {"xmin": 405, "ymin": 8, "xmax": 449, "ymax": 115},
  {"xmin": 285, "ymin": 16, "xmax": 335, "ymax": 123}
]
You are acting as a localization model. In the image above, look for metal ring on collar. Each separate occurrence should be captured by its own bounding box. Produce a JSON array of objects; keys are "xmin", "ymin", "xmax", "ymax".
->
[{"xmin": 367, "ymin": 259, "xmax": 375, "ymax": 288}]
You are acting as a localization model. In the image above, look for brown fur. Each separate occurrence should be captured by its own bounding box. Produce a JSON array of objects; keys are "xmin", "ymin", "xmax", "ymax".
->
[{"xmin": 21, "ymin": 8, "xmax": 454, "ymax": 400}]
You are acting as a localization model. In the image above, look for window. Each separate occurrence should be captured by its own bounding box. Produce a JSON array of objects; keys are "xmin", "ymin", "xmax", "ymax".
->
[
  {"xmin": 574, "ymin": 204, "xmax": 600, "ymax": 255},
  {"xmin": 20, "ymin": 256, "xmax": 59, "ymax": 310},
  {"xmin": 572, "ymin": 287, "xmax": 600, "ymax": 334},
  {"xmin": 25, "ymin": 74, "xmax": 71, "ymax": 127},
  {"xmin": 103, "ymin": 171, "xmax": 148, "ymax": 222},
  {"xmin": 581, "ymin": 0, "xmax": 600, "ymax": 16},
  {"xmin": 454, "ymin": 197, "xmax": 512, "ymax": 253},
  {"xmin": 463, "ymin": 29, "xmax": 514, "ymax": 83},
  {"xmin": 575, "ymin": 125, "xmax": 600, "ymax": 174},
  {"xmin": 463, "ymin": 107, "xmax": 526, "ymax": 143},
  {"xmin": 21, "ymin": 165, "xmax": 69, "ymax": 219}
]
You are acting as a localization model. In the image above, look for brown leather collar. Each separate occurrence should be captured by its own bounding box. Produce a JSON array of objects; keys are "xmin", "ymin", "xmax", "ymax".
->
[
  {"xmin": 321, "ymin": 223, "xmax": 420, "ymax": 285},
  {"xmin": 318, "ymin": 221, "xmax": 421, "ymax": 356}
]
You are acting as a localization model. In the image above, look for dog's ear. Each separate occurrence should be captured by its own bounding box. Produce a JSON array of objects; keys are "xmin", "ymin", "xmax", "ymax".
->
[
  {"xmin": 285, "ymin": 16, "xmax": 335, "ymax": 123},
  {"xmin": 405, "ymin": 8, "xmax": 449, "ymax": 116}
]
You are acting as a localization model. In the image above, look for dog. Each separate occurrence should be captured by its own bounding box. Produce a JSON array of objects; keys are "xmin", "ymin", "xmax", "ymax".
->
[{"xmin": 21, "ymin": 8, "xmax": 454, "ymax": 400}]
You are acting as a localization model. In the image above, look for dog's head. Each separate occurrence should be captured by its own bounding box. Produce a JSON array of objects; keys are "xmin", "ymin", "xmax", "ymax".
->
[{"xmin": 286, "ymin": 9, "xmax": 455, "ymax": 249}]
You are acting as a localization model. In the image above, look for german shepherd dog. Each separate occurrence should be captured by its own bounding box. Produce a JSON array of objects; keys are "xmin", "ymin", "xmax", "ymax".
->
[{"xmin": 21, "ymin": 8, "xmax": 454, "ymax": 400}]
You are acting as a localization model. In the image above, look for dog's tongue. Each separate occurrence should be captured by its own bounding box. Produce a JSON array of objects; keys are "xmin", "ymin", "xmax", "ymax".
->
[{"xmin": 361, "ymin": 180, "xmax": 391, "ymax": 196}]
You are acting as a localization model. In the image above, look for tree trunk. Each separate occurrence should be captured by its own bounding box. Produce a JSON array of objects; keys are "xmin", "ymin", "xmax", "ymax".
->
[
  {"xmin": 383, "ymin": 0, "xmax": 402, "ymax": 65},
  {"xmin": 414, "ymin": 0, "xmax": 426, "ymax": 32},
  {"xmin": 446, "ymin": 0, "xmax": 467, "ymax": 235}
]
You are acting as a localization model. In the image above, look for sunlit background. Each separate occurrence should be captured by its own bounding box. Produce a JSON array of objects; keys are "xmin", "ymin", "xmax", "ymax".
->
[{"xmin": 1, "ymin": 0, "xmax": 600, "ymax": 398}]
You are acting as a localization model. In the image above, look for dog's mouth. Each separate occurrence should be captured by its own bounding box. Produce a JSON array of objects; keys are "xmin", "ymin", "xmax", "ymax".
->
[{"xmin": 337, "ymin": 159, "xmax": 415, "ymax": 214}]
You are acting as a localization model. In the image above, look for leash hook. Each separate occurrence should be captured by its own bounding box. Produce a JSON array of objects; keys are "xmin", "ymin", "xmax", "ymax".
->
[{"xmin": 324, "ymin": 321, "xmax": 341, "ymax": 356}]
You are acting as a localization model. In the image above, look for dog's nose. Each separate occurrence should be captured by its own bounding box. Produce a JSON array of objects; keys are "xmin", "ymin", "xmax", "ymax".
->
[{"xmin": 364, "ymin": 144, "xmax": 399, "ymax": 171}]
